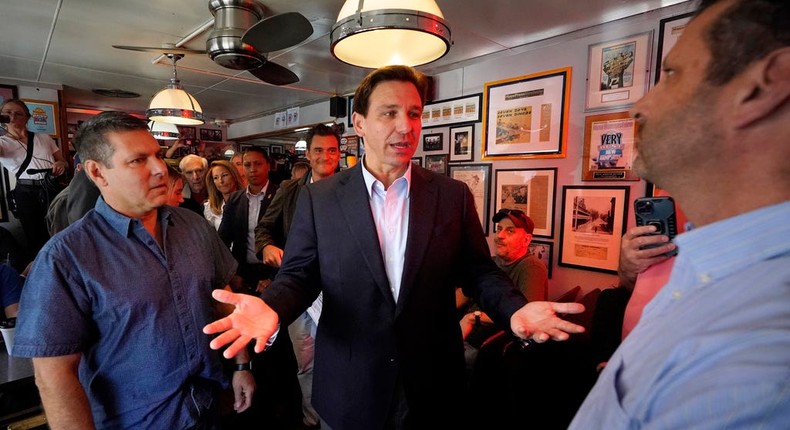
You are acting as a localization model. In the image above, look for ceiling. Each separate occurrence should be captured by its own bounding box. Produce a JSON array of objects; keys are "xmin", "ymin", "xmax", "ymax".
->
[{"xmin": 1, "ymin": 0, "xmax": 689, "ymax": 136}]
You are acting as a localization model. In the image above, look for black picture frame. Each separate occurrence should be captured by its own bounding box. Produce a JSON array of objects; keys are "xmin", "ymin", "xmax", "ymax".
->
[
  {"xmin": 655, "ymin": 12, "xmax": 694, "ymax": 85},
  {"xmin": 199, "ymin": 128, "xmax": 223, "ymax": 142},
  {"xmin": 411, "ymin": 156, "xmax": 422, "ymax": 167},
  {"xmin": 528, "ymin": 239, "xmax": 554, "ymax": 279},
  {"xmin": 424, "ymin": 154, "xmax": 448, "ymax": 175},
  {"xmin": 449, "ymin": 123, "xmax": 475, "ymax": 162},
  {"xmin": 449, "ymin": 163, "xmax": 492, "ymax": 235},
  {"xmin": 0, "ymin": 84, "xmax": 18, "ymax": 105},
  {"xmin": 422, "ymin": 133, "xmax": 444, "ymax": 152},
  {"xmin": 270, "ymin": 144, "xmax": 283, "ymax": 154},
  {"xmin": 558, "ymin": 185, "xmax": 629, "ymax": 274}
]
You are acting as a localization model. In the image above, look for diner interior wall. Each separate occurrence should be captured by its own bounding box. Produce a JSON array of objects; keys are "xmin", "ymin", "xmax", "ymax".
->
[{"xmin": 425, "ymin": 1, "xmax": 695, "ymax": 298}]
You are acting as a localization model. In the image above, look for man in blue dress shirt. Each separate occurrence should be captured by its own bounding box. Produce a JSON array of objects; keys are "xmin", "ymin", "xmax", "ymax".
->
[
  {"xmin": 13, "ymin": 112, "xmax": 255, "ymax": 429},
  {"xmin": 571, "ymin": 0, "xmax": 790, "ymax": 428}
]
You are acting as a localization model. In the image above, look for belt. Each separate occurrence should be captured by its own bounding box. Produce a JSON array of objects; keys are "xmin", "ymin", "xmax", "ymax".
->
[{"xmin": 16, "ymin": 179, "xmax": 44, "ymax": 186}]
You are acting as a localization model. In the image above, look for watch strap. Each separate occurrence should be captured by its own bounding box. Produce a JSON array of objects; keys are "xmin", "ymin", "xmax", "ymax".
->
[{"xmin": 234, "ymin": 362, "xmax": 252, "ymax": 371}]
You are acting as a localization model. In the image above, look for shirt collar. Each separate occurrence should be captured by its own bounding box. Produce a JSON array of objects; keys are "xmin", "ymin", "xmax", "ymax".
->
[
  {"xmin": 95, "ymin": 197, "xmax": 172, "ymax": 237},
  {"xmin": 673, "ymin": 200, "xmax": 790, "ymax": 284},
  {"xmin": 360, "ymin": 155, "xmax": 412, "ymax": 197}
]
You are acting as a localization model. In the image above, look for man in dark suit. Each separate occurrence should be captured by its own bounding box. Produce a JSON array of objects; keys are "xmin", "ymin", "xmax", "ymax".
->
[
  {"xmin": 217, "ymin": 146, "xmax": 302, "ymax": 428},
  {"xmin": 205, "ymin": 65, "xmax": 585, "ymax": 430},
  {"xmin": 218, "ymin": 147, "xmax": 279, "ymax": 293}
]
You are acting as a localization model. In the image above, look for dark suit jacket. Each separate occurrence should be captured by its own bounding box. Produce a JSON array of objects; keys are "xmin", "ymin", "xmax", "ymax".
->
[
  {"xmin": 261, "ymin": 164, "xmax": 527, "ymax": 429},
  {"xmin": 218, "ymin": 182, "xmax": 278, "ymax": 281},
  {"xmin": 254, "ymin": 170, "xmax": 311, "ymax": 254}
]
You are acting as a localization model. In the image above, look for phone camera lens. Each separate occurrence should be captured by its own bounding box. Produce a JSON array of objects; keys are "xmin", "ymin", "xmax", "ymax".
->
[{"xmin": 648, "ymin": 221, "xmax": 663, "ymax": 233}]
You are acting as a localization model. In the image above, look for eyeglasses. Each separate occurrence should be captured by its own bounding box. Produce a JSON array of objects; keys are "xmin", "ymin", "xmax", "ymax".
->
[
  {"xmin": 498, "ymin": 208, "xmax": 527, "ymax": 218},
  {"xmin": 0, "ymin": 111, "xmax": 26, "ymax": 117}
]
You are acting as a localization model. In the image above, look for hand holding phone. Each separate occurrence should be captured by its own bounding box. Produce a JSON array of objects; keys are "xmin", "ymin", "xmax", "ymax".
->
[{"xmin": 634, "ymin": 196, "xmax": 678, "ymax": 257}]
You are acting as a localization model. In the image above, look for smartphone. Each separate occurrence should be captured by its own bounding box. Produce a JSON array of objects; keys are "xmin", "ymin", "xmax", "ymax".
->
[{"xmin": 634, "ymin": 196, "xmax": 678, "ymax": 257}]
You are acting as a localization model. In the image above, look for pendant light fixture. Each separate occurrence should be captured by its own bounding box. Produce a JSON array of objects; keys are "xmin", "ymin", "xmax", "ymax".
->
[
  {"xmin": 147, "ymin": 120, "xmax": 180, "ymax": 140},
  {"xmin": 146, "ymin": 53, "xmax": 205, "ymax": 125},
  {"xmin": 330, "ymin": 0, "xmax": 451, "ymax": 69}
]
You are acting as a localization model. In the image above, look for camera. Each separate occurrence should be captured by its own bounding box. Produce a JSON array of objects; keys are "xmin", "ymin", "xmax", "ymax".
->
[{"xmin": 0, "ymin": 114, "xmax": 10, "ymax": 124}]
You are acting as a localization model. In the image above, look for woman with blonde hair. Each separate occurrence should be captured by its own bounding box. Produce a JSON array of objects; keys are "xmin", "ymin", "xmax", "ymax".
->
[{"xmin": 203, "ymin": 159, "xmax": 244, "ymax": 229}]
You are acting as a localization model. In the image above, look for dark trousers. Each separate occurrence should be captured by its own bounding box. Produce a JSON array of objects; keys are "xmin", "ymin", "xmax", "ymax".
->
[{"xmin": 14, "ymin": 183, "xmax": 54, "ymax": 262}]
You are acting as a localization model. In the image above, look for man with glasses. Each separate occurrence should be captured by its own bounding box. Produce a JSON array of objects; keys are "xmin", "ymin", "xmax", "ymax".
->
[
  {"xmin": 254, "ymin": 123, "xmax": 341, "ymax": 430},
  {"xmin": 0, "ymin": 98, "xmax": 69, "ymax": 261}
]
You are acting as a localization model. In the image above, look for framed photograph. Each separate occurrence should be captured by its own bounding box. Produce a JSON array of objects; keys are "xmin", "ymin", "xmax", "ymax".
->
[
  {"xmin": 347, "ymin": 96, "xmax": 354, "ymax": 127},
  {"xmin": 422, "ymin": 133, "xmax": 444, "ymax": 152},
  {"xmin": 425, "ymin": 154, "xmax": 448, "ymax": 175},
  {"xmin": 411, "ymin": 156, "xmax": 422, "ymax": 167},
  {"xmin": 270, "ymin": 144, "xmax": 283, "ymax": 154},
  {"xmin": 199, "ymin": 128, "xmax": 223, "ymax": 142},
  {"xmin": 586, "ymin": 31, "xmax": 653, "ymax": 110},
  {"xmin": 449, "ymin": 163, "xmax": 492, "ymax": 235},
  {"xmin": 655, "ymin": 12, "xmax": 694, "ymax": 85},
  {"xmin": 178, "ymin": 126, "xmax": 196, "ymax": 141},
  {"xmin": 494, "ymin": 168, "xmax": 557, "ymax": 238},
  {"xmin": 22, "ymin": 99, "xmax": 60, "ymax": 137},
  {"xmin": 449, "ymin": 124, "xmax": 474, "ymax": 162},
  {"xmin": 422, "ymin": 93, "xmax": 482, "ymax": 128},
  {"xmin": 0, "ymin": 84, "xmax": 18, "ymax": 105},
  {"xmin": 482, "ymin": 67, "xmax": 571, "ymax": 160},
  {"xmin": 528, "ymin": 240, "xmax": 553, "ymax": 279},
  {"xmin": 558, "ymin": 185, "xmax": 630, "ymax": 274},
  {"xmin": 582, "ymin": 111, "xmax": 639, "ymax": 181}
]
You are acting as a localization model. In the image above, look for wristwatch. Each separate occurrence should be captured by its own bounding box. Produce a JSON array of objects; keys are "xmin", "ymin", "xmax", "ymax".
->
[
  {"xmin": 474, "ymin": 311, "xmax": 482, "ymax": 325},
  {"xmin": 234, "ymin": 362, "xmax": 253, "ymax": 372}
]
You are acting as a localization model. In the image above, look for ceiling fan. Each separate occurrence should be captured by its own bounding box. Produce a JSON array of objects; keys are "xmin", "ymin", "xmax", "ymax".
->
[{"xmin": 113, "ymin": 0, "xmax": 313, "ymax": 86}]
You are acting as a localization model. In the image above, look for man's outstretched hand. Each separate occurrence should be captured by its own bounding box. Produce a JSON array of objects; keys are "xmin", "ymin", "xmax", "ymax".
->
[{"xmin": 203, "ymin": 289, "xmax": 280, "ymax": 358}]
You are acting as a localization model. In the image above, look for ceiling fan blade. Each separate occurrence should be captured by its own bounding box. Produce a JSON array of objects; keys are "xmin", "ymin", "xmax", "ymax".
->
[
  {"xmin": 112, "ymin": 45, "xmax": 206, "ymax": 55},
  {"xmin": 241, "ymin": 12, "xmax": 314, "ymax": 53},
  {"xmin": 248, "ymin": 61, "xmax": 300, "ymax": 86}
]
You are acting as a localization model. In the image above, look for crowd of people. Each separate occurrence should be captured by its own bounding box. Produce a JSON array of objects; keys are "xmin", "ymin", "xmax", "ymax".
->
[{"xmin": 1, "ymin": 0, "xmax": 787, "ymax": 428}]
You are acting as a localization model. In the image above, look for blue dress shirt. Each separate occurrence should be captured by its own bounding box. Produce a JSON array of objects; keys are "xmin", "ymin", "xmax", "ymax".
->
[
  {"xmin": 570, "ymin": 201, "xmax": 790, "ymax": 429},
  {"xmin": 14, "ymin": 199, "xmax": 238, "ymax": 429}
]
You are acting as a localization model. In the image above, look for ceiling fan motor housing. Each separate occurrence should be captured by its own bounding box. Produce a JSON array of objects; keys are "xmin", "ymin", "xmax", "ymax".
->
[{"xmin": 207, "ymin": 0, "xmax": 266, "ymax": 70}]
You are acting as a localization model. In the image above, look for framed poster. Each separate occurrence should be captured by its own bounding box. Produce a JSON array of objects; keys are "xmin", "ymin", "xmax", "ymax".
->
[
  {"xmin": 270, "ymin": 144, "xmax": 283, "ymax": 154},
  {"xmin": 425, "ymin": 154, "xmax": 448, "ymax": 175},
  {"xmin": 482, "ymin": 67, "xmax": 571, "ymax": 159},
  {"xmin": 199, "ymin": 128, "xmax": 223, "ymax": 142},
  {"xmin": 655, "ymin": 12, "xmax": 694, "ymax": 85},
  {"xmin": 493, "ymin": 168, "xmax": 557, "ymax": 238},
  {"xmin": 558, "ymin": 185, "xmax": 629, "ymax": 274},
  {"xmin": 449, "ymin": 163, "xmax": 492, "ymax": 235},
  {"xmin": 0, "ymin": 84, "xmax": 17, "ymax": 105},
  {"xmin": 582, "ymin": 111, "xmax": 639, "ymax": 181},
  {"xmin": 528, "ymin": 240, "xmax": 553, "ymax": 279},
  {"xmin": 422, "ymin": 133, "xmax": 444, "ymax": 152},
  {"xmin": 422, "ymin": 93, "xmax": 482, "ymax": 128},
  {"xmin": 22, "ymin": 99, "xmax": 60, "ymax": 137},
  {"xmin": 411, "ymin": 156, "xmax": 422, "ymax": 167},
  {"xmin": 586, "ymin": 31, "xmax": 653, "ymax": 110},
  {"xmin": 449, "ymin": 124, "xmax": 474, "ymax": 162}
]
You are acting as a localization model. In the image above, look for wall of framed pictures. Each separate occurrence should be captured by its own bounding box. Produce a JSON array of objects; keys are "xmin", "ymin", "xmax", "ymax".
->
[{"xmin": 408, "ymin": 1, "xmax": 697, "ymax": 298}]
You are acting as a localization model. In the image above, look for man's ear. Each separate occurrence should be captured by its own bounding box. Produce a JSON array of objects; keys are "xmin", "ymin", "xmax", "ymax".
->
[
  {"xmin": 732, "ymin": 47, "xmax": 790, "ymax": 129},
  {"xmin": 83, "ymin": 159, "xmax": 108, "ymax": 188},
  {"xmin": 352, "ymin": 111, "xmax": 365, "ymax": 137}
]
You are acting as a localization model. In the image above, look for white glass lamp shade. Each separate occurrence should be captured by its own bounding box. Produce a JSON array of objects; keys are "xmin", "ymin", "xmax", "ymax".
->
[
  {"xmin": 146, "ymin": 84, "xmax": 205, "ymax": 125},
  {"xmin": 330, "ymin": 0, "xmax": 451, "ymax": 68},
  {"xmin": 295, "ymin": 139, "xmax": 307, "ymax": 151},
  {"xmin": 147, "ymin": 120, "xmax": 180, "ymax": 140}
]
